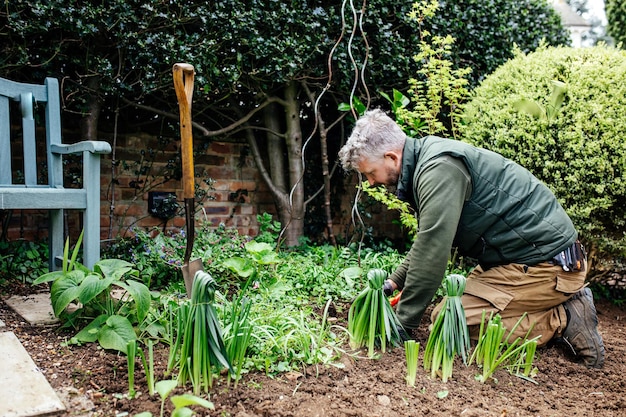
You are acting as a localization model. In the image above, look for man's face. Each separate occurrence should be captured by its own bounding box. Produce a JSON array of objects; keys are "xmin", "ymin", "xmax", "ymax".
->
[{"xmin": 357, "ymin": 152, "xmax": 401, "ymax": 187}]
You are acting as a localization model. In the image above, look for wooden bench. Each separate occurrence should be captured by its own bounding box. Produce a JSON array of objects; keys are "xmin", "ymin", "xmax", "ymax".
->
[{"xmin": 0, "ymin": 76, "xmax": 111, "ymax": 270}]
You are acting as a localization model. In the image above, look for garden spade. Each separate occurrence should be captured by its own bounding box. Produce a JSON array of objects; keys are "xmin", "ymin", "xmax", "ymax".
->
[{"xmin": 173, "ymin": 63, "xmax": 203, "ymax": 296}]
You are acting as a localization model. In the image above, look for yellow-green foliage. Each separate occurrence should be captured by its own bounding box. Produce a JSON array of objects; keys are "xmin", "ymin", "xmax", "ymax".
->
[
  {"xmin": 362, "ymin": 182, "xmax": 418, "ymax": 239},
  {"xmin": 461, "ymin": 44, "xmax": 626, "ymax": 259}
]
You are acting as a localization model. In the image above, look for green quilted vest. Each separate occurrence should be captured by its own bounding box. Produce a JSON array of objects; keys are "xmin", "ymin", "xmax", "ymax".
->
[{"xmin": 398, "ymin": 136, "xmax": 577, "ymax": 268}]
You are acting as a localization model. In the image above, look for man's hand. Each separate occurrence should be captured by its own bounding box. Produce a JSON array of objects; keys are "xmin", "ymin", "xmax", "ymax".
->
[{"xmin": 383, "ymin": 279, "xmax": 396, "ymax": 296}]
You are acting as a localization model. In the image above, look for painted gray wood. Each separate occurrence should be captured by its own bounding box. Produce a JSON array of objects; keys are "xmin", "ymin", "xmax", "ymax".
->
[{"xmin": 0, "ymin": 76, "xmax": 112, "ymax": 270}]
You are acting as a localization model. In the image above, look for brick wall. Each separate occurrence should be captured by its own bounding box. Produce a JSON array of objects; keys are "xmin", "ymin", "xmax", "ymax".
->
[
  {"xmin": 101, "ymin": 132, "xmax": 274, "ymax": 240},
  {"xmin": 3, "ymin": 131, "xmax": 405, "ymax": 248}
]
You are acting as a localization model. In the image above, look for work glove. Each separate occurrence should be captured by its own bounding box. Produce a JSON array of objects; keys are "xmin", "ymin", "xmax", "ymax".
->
[{"xmin": 383, "ymin": 280, "xmax": 395, "ymax": 297}]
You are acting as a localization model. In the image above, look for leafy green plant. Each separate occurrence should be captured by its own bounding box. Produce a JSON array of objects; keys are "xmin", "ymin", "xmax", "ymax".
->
[
  {"xmin": 222, "ymin": 240, "xmax": 281, "ymax": 287},
  {"xmin": 348, "ymin": 269, "xmax": 405, "ymax": 358},
  {"xmin": 255, "ymin": 213, "xmax": 282, "ymax": 245},
  {"xmin": 423, "ymin": 274, "xmax": 470, "ymax": 382},
  {"xmin": 468, "ymin": 311, "xmax": 539, "ymax": 383},
  {"xmin": 405, "ymin": 340, "xmax": 421, "ymax": 387},
  {"xmin": 361, "ymin": 182, "xmax": 418, "ymax": 239},
  {"xmin": 0, "ymin": 240, "xmax": 49, "ymax": 285},
  {"xmin": 33, "ymin": 234, "xmax": 151, "ymax": 354},
  {"xmin": 102, "ymin": 229, "xmax": 184, "ymax": 289},
  {"xmin": 133, "ymin": 379, "xmax": 214, "ymax": 417},
  {"xmin": 177, "ymin": 271, "xmax": 232, "ymax": 394}
]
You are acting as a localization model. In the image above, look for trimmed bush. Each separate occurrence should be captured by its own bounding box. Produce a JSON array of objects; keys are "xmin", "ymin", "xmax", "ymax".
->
[{"xmin": 461, "ymin": 44, "xmax": 626, "ymax": 262}]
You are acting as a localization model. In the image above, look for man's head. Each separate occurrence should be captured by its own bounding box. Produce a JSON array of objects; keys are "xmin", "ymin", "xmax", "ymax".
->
[{"xmin": 338, "ymin": 109, "xmax": 407, "ymax": 186}]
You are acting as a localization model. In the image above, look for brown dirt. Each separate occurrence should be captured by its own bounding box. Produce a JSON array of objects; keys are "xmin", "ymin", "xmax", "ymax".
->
[{"xmin": 1, "ymin": 282, "xmax": 625, "ymax": 417}]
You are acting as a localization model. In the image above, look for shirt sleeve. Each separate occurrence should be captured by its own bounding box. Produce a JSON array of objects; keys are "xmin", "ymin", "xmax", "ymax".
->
[{"xmin": 390, "ymin": 155, "xmax": 472, "ymax": 329}]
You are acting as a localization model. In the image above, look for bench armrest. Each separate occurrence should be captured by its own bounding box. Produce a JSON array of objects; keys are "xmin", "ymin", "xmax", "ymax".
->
[{"xmin": 50, "ymin": 141, "xmax": 112, "ymax": 155}]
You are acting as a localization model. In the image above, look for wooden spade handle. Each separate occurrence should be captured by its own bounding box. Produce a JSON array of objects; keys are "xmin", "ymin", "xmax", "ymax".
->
[{"xmin": 173, "ymin": 63, "xmax": 195, "ymax": 199}]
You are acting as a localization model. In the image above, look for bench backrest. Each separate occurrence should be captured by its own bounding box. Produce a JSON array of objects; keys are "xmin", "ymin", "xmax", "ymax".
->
[{"xmin": 0, "ymin": 77, "xmax": 63, "ymax": 188}]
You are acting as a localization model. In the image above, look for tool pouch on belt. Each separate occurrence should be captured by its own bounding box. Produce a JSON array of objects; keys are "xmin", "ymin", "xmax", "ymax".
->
[{"xmin": 551, "ymin": 240, "xmax": 586, "ymax": 272}]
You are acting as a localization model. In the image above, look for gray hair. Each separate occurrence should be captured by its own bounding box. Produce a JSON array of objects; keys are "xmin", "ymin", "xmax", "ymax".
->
[{"xmin": 338, "ymin": 109, "xmax": 407, "ymax": 171}]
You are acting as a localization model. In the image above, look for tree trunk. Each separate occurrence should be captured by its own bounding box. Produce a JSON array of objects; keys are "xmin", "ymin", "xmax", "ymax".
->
[
  {"xmin": 281, "ymin": 82, "xmax": 305, "ymax": 246},
  {"xmin": 316, "ymin": 115, "xmax": 337, "ymax": 246},
  {"xmin": 79, "ymin": 75, "xmax": 102, "ymax": 141},
  {"xmin": 238, "ymin": 83, "xmax": 305, "ymax": 246},
  {"xmin": 264, "ymin": 104, "xmax": 287, "ymax": 194}
]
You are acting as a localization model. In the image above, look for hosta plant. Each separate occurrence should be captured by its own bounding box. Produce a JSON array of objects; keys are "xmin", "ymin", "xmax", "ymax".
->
[{"xmin": 33, "ymin": 233, "xmax": 151, "ymax": 354}]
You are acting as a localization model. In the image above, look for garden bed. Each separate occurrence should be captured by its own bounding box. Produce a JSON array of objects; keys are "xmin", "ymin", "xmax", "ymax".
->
[{"xmin": 1, "ymin": 281, "xmax": 624, "ymax": 417}]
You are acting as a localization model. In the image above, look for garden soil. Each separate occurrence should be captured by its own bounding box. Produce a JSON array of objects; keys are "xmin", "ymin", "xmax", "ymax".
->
[{"xmin": 1, "ymin": 282, "xmax": 625, "ymax": 417}]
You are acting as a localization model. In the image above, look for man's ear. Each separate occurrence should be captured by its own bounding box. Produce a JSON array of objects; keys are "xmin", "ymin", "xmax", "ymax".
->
[{"xmin": 384, "ymin": 150, "xmax": 402, "ymax": 167}]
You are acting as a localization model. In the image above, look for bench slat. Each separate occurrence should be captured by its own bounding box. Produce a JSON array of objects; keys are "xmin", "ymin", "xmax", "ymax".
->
[
  {"xmin": 21, "ymin": 92, "xmax": 38, "ymax": 185},
  {"xmin": 0, "ymin": 188, "xmax": 87, "ymax": 209},
  {"xmin": 0, "ymin": 96, "xmax": 10, "ymax": 184}
]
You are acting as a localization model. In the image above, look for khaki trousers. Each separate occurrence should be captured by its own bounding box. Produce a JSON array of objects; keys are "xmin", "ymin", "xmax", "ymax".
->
[{"xmin": 431, "ymin": 262, "xmax": 587, "ymax": 346}]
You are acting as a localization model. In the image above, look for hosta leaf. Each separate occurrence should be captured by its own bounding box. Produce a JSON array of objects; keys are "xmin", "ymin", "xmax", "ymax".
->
[
  {"xmin": 94, "ymin": 259, "xmax": 137, "ymax": 280},
  {"xmin": 77, "ymin": 273, "xmax": 116, "ymax": 305},
  {"xmin": 115, "ymin": 279, "xmax": 151, "ymax": 322},
  {"xmin": 71, "ymin": 314, "xmax": 108, "ymax": 343},
  {"xmin": 32, "ymin": 270, "xmax": 65, "ymax": 285},
  {"xmin": 50, "ymin": 271, "xmax": 85, "ymax": 316},
  {"xmin": 97, "ymin": 315, "xmax": 137, "ymax": 354}
]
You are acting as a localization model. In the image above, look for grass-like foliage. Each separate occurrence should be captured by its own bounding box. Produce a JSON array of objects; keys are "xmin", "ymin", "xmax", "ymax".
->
[
  {"xmin": 177, "ymin": 271, "xmax": 232, "ymax": 394},
  {"xmin": 423, "ymin": 274, "xmax": 470, "ymax": 382},
  {"xmin": 348, "ymin": 268, "xmax": 405, "ymax": 358},
  {"xmin": 468, "ymin": 311, "xmax": 539, "ymax": 384}
]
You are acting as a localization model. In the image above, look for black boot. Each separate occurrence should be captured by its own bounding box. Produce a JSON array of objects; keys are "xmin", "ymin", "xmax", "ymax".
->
[{"xmin": 559, "ymin": 288, "xmax": 605, "ymax": 368}]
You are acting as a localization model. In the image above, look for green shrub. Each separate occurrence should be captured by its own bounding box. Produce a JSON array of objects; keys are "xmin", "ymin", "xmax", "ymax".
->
[
  {"xmin": 461, "ymin": 44, "xmax": 626, "ymax": 261},
  {"xmin": 606, "ymin": 0, "xmax": 626, "ymax": 46},
  {"xmin": 427, "ymin": 0, "xmax": 570, "ymax": 86},
  {"xmin": 0, "ymin": 240, "xmax": 49, "ymax": 285}
]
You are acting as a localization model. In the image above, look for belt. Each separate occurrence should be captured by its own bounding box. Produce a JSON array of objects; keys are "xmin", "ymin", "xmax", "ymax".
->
[{"xmin": 549, "ymin": 240, "xmax": 586, "ymax": 272}]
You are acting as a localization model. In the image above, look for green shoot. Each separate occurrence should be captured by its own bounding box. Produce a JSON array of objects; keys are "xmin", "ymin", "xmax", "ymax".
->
[
  {"xmin": 224, "ymin": 296, "xmax": 253, "ymax": 387},
  {"xmin": 138, "ymin": 340, "xmax": 155, "ymax": 396},
  {"xmin": 127, "ymin": 340, "xmax": 137, "ymax": 399},
  {"xmin": 468, "ymin": 311, "xmax": 541, "ymax": 383},
  {"xmin": 405, "ymin": 340, "xmax": 420, "ymax": 387},
  {"xmin": 133, "ymin": 380, "xmax": 215, "ymax": 417}
]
